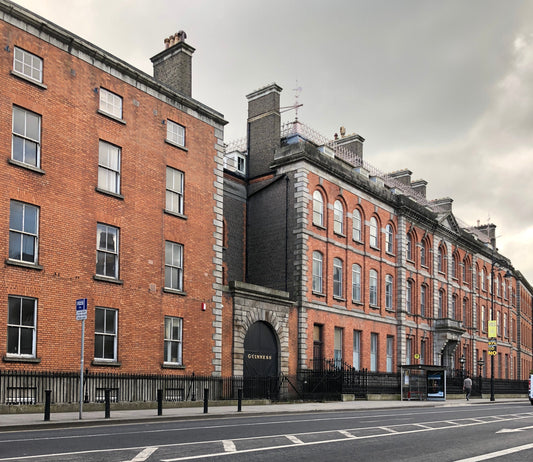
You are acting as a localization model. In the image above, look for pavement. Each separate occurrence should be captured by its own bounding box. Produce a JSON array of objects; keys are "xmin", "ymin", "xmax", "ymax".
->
[{"xmin": 0, "ymin": 397, "xmax": 527, "ymax": 432}]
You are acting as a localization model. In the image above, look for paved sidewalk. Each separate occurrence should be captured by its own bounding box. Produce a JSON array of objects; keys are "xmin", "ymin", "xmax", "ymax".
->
[{"xmin": 1, "ymin": 398, "xmax": 525, "ymax": 432}]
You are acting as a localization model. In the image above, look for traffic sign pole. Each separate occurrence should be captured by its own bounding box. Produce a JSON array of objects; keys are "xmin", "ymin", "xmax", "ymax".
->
[{"xmin": 76, "ymin": 299, "xmax": 87, "ymax": 420}]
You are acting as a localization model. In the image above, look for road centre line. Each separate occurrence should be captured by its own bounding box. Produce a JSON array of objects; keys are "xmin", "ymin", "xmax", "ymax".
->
[{"xmin": 454, "ymin": 442, "xmax": 533, "ymax": 462}]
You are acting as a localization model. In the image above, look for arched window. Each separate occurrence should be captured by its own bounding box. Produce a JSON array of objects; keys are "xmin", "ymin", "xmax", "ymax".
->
[
  {"xmin": 452, "ymin": 253, "xmax": 459, "ymax": 279},
  {"xmin": 420, "ymin": 284, "xmax": 427, "ymax": 317},
  {"xmin": 406, "ymin": 279, "xmax": 413, "ymax": 313},
  {"xmin": 463, "ymin": 258, "xmax": 468, "ymax": 283},
  {"xmin": 369, "ymin": 217, "xmax": 379, "ymax": 248},
  {"xmin": 420, "ymin": 239, "xmax": 427, "ymax": 267},
  {"xmin": 438, "ymin": 244, "xmax": 446, "ymax": 273},
  {"xmin": 481, "ymin": 267, "xmax": 486, "ymax": 291},
  {"xmin": 369, "ymin": 269, "xmax": 378, "ymax": 306},
  {"xmin": 352, "ymin": 264, "xmax": 361, "ymax": 302},
  {"xmin": 451, "ymin": 294, "xmax": 458, "ymax": 319},
  {"xmin": 352, "ymin": 209, "xmax": 362, "ymax": 242},
  {"xmin": 438, "ymin": 289, "xmax": 445, "ymax": 318},
  {"xmin": 333, "ymin": 257, "xmax": 343, "ymax": 298},
  {"xmin": 385, "ymin": 275, "xmax": 393, "ymax": 309},
  {"xmin": 462, "ymin": 297, "xmax": 468, "ymax": 325},
  {"xmin": 312, "ymin": 190, "xmax": 324, "ymax": 227},
  {"xmin": 385, "ymin": 224, "xmax": 394, "ymax": 253},
  {"xmin": 333, "ymin": 200, "xmax": 344, "ymax": 235},
  {"xmin": 312, "ymin": 251, "xmax": 323, "ymax": 293},
  {"xmin": 406, "ymin": 233, "xmax": 413, "ymax": 261}
]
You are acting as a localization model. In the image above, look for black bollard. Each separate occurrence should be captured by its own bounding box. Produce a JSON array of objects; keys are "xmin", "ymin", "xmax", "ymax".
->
[
  {"xmin": 237, "ymin": 388, "xmax": 242, "ymax": 412},
  {"xmin": 44, "ymin": 390, "xmax": 51, "ymax": 421},
  {"xmin": 104, "ymin": 389, "xmax": 111, "ymax": 419},
  {"xmin": 157, "ymin": 389, "xmax": 163, "ymax": 416},
  {"xmin": 203, "ymin": 388, "xmax": 208, "ymax": 414}
]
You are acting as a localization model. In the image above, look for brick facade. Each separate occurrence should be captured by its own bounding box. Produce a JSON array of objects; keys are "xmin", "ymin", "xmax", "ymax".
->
[{"xmin": 0, "ymin": 1, "xmax": 226, "ymax": 375}]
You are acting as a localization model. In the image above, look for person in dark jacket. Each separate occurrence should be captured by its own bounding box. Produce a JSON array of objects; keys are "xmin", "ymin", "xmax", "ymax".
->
[{"xmin": 463, "ymin": 376, "xmax": 472, "ymax": 401}]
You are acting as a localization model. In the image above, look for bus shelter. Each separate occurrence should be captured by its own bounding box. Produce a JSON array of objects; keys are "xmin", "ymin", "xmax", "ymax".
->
[{"xmin": 399, "ymin": 365, "xmax": 447, "ymax": 401}]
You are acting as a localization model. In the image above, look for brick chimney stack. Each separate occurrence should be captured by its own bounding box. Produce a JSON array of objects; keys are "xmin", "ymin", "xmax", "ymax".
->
[{"xmin": 151, "ymin": 30, "xmax": 195, "ymax": 97}]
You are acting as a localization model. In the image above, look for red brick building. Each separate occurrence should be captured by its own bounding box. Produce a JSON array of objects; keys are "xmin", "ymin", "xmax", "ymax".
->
[
  {"xmin": 0, "ymin": 1, "xmax": 226, "ymax": 375},
  {"xmin": 223, "ymin": 83, "xmax": 533, "ymax": 385}
]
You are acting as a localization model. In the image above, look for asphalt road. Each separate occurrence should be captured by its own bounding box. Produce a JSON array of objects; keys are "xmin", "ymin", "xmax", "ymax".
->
[{"xmin": 1, "ymin": 402, "xmax": 533, "ymax": 461}]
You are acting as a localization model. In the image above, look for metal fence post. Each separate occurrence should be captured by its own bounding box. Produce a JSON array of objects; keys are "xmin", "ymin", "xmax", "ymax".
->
[
  {"xmin": 104, "ymin": 388, "xmax": 111, "ymax": 419},
  {"xmin": 157, "ymin": 389, "xmax": 163, "ymax": 416},
  {"xmin": 203, "ymin": 388, "xmax": 208, "ymax": 414},
  {"xmin": 237, "ymin": 388, "xmax": 242, "ymax": 412},
  {"xmin": 44, "ymin": 390, "xmax": 51, "ymax": 421}
]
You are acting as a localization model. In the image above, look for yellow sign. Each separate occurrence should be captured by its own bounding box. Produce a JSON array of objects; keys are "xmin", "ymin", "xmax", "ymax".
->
[
  {"xmin": 488, "ymin": 320, "xmax": 497, "ymax": 338},
  {"xmin": 488, "ymin": 350, "xmax": 497, "ymax": 356},
  {"xmin": 414, "ymin": 354, "xmax": 420, "ymax": 360}
]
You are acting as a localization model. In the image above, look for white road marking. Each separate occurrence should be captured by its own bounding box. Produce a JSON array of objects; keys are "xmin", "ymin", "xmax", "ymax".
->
[
  {"xmin": 286, "ymin": 435, "xmax": 304, "ymax": 444},
  {"xmin": 496, "ymin": 424, "xmax": 533, "ymax": 433},
  {"xmin": 123, "ymin": 446, "xmax": 158, "ymax": 461},
  {"xmin": 222, "ymin": 440, "xmax": 236, "ymax": 452},
  {"xmin": 454, "ymin": 442, "xmax": 533, "ymax": 462},
  {"xmin": 338, "ymin": 430, "xmax": 356, "ymax": 438}
]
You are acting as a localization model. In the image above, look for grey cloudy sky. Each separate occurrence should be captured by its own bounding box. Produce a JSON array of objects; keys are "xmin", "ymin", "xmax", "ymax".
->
[{"xmin": 13, "ymin": 0, "xmax": 533, "ymax": 281}]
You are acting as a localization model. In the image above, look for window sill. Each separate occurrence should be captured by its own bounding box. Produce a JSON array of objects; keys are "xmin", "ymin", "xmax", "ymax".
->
[
  {"xmin": 3, "ymin": 355, "xmax": 41, "ymax": 364},
  {"xmin": 386, "ymin": 251, "xmax": 395, "ymax": 257},
  {"xmin": 333, "ymin": 231, "xmax": 346, "ymax": 238},
  {"xmin": 164, "ymin": 209, "xmax": 187, "ymax": 220},
  {"xmin": 162, "ymin": 362, "xmax": 186, "ymax": 370},
  {"xmin": 97, "ymin": 109, "xmax": 126, "ymax": 125},
  {"xmin": 352, "ymin": 239, "xmax": 364, "ymax": 245},
  {"xmin": 352, "ymin": 300, "xmax": 363, "ymax": 306},
  {"xmin": 8, "ymin": 158, "xmax": 45, "ymax": 174},
  {"xmin": 165, "ymin": 139, "xmax": 188, "ymax": 152},
  {"xmin": 163, "ymin": 287, "xmax": 187, "ymax": 296},
  {"xmin": 92, "ymin": 359, "xmax": 121, "ymax": 367},
  {"xmin": 370, "ymin": 245, "xmax": 380, "ymax": 251},
  {"xmin": 370, "ymin": 304, "xmax": 380, "ymax": 309},
  {"xmin": 5, "ymin": 259, "xmax": 43, "ymax": 270},
  {"xmin": 313, "ymin": 223, "xmax": 327, "ymax": 230},
  {"xmin": 333, "ymin": 296, "xmax": 346, "ymax": 302},
  {"xmin": 93, "ymin": 275, "xmax": 124, "ymax": 285},
  {"xmin": 10, "ymin": 70, "xmax": 47, "ymax": 89},
  {"xmin": 95, "ymin": 187, "xmax": 124, "ymax": 200},
  {"xmin": 312, "ymin": 291, "xmax": 326, "ymax": 298}
]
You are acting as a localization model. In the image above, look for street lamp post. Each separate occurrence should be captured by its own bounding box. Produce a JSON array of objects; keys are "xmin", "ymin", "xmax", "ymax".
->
[
  {"xmin": 478, "ymin": 358, "xmax": 484, "ymax": 395},
  {"xmin": 459, "ymin": 354, "xmax": 466, "ymax": 379},
  {"xmin": 489, "ymin": 258, "xmax": 512, "ymax": 402}
]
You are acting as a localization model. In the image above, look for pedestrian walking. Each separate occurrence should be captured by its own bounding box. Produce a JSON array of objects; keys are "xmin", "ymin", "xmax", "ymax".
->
[{"xmin": 463, "ymin": 376, "xmax": 472, "ymax": 401}]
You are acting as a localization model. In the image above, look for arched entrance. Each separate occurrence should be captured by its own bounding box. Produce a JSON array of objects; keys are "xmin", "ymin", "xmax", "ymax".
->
[{"xmin": 243, "ymin": 321, "xmax": 279, "ymax": 398}]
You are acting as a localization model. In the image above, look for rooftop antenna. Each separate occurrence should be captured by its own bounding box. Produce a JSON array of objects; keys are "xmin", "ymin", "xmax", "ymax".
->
[{"xmin": 280, "ymin": 80, "xmax": 303, "ymax": 120}]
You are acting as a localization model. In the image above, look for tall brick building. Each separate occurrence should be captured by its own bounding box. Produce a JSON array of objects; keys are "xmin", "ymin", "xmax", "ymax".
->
[
  {"xmin": 0, "ymin": 1, "xmax": 226, "ymax": 375},
  {"xmin": 223, "ymin": 83, "xmax": 533, "ymax": 382}
]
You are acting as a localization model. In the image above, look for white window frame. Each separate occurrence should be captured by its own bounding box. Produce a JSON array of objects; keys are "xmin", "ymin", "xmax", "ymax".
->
[
  {"xmin": 352, "ymin": 209, "xmax": 362, "ymax": 241},
  {"xmin": 333, "ymin": 258, "xmax": 343, "ymax": 298},
  {"xmin": 94, "ymin": 307, "xmax": 118, "ymax": 361},
  {"xmin": 167, "ymin": 119, "xmax": 185, "ymax": 147},
  {"xmin": 99, "ymin": 88, "xmax": 123, "ymax": 119},
  {"xmin": 420, "ymin": 284, "xmax": 427, "ymax": 317},
  {"xmin": 406, "ymin": 337, "xmax": 412, "ymax": 365},
  {"xmin": 420, "ymin": 240, "xmax": 427, "ymax": 266},
  {"xmin": 9, "ymin": 201, "xmax": 39, "ymax": 264},
  {"xmin": 385, "ymin": 224, "xmax": 394, "ymax": 253},
  {"xmin": 352, "ymin": 264, "xmax": 361, "ymax": 302},
  {"xmin": 406, "ymin": 233, "xmax": 413, "ymax": 260},
  {"xmin": 353, "ymin": 330, "xmax": 361, "ymax": 370},
  {"xmin": 385, "ymin": 274, "xmax": 393, "ymax": 309},
  {"xmin": 7, "ymin": 295, "xmax": 37, "ymax": 357},
  {"xmin": 370, "ymin": 333, "xmax": 378, "ymax": 372},
  {"xmin": 164, "ymin": 316, "xmax": 183, "ymax": 365},
  {"xmin": 386, "ymin": 336, "xmax": 393, "ymax": 372},
  {"xmin": 166, "ymin": 167, "xmax": 184, "ymax": 215},
  {"xmin": 98, "ymin": 141, "xmax": 121, "ymax": 194},
  {"xmin": 369, "ymin": 217, "xmax": 378, "ymax": 248},
  {"xmin": 165, "ymin": 241, "xmax": 184, "ymax": 291},
  {"xmin": 12, "ymin": 106, "xmax": 41, "ymax": 168},
  {"xmin": 96, "ymin": 223, "xmax": 119, "ymax": 279},
  {"xmin": 312, "ymin": 251, "xmax": 323, "ymax": 293},
  {"xmin": 438, "ymin": 289, "xmax": 445, "ymax": 318},
  {"xmin": 333, "ymin": 200, "xmax": 343, "ymax": 234},
  {"xmin": 13, "ymin": 47, "xmax": 43, "ymax": 83},
  {"xmin": 369, "ymin": 269, "xmax": 378, "ymax": 306},
  {"xmin": 312, "ymin": 191, "xmax": 324, "ymax": 227}
]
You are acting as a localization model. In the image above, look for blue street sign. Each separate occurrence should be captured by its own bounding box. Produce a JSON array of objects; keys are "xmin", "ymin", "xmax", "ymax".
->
[{"xmin": 76, "ymin": 298, "xmax": 87, "ymax": 320}]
